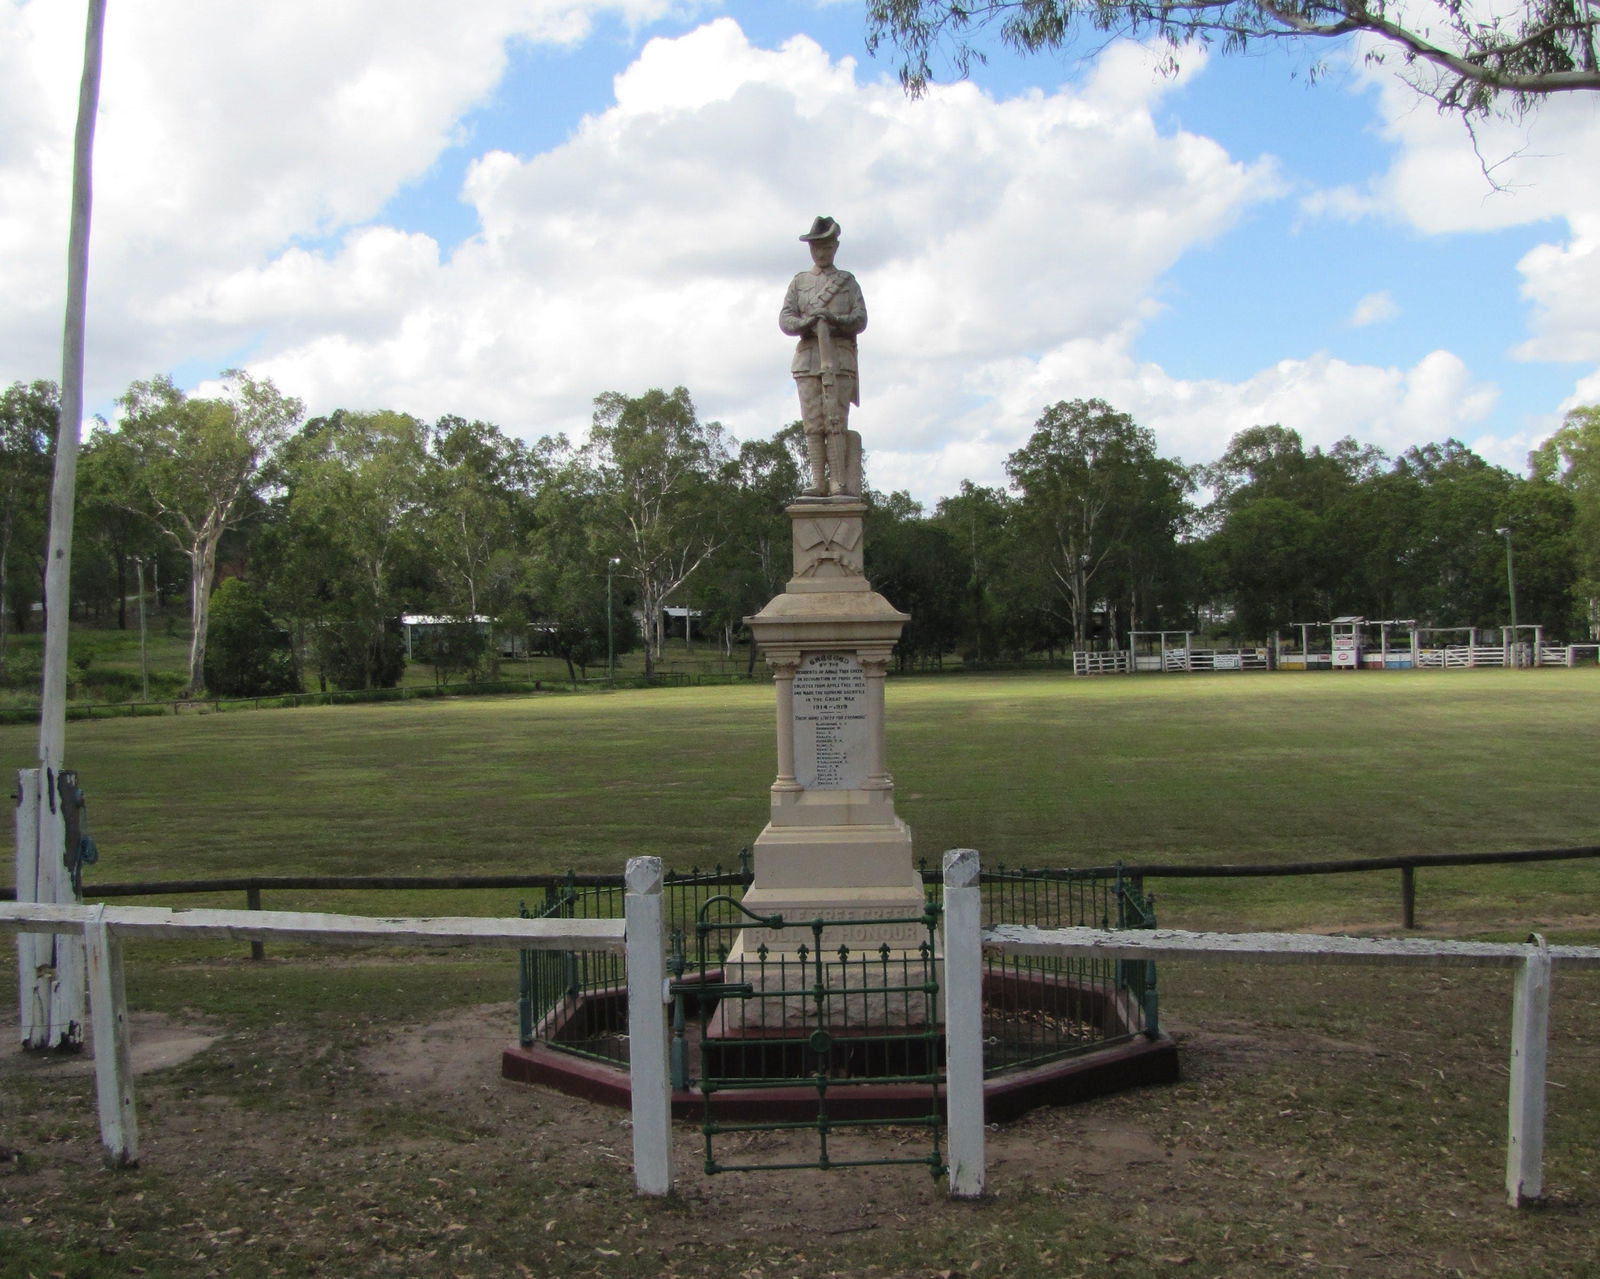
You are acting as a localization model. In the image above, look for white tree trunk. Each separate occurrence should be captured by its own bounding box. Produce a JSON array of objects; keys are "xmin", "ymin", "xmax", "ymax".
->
[{"xmin": 186, "ymin": 541, "xmax": 217, "ymax": 694}]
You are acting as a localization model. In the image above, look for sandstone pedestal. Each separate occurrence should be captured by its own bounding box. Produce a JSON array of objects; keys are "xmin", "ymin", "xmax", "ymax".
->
[{"xmin": 725, "ymin": 498, "xmax": 928, "ymax": 1029}]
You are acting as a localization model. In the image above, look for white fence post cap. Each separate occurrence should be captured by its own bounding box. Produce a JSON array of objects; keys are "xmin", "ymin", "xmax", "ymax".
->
[
  {"xmin": 943, "ymin": 848, "xmax": 980, "ymax": 888},
  {"xmin": 625, "ymin": 857, "xmax": 663, "ymax": 895}
]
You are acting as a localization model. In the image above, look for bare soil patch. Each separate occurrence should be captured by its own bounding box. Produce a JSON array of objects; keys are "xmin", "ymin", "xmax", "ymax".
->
[{"xmin": 4, "ymin": 961, "xmax": 1598, "ymax": 1278}]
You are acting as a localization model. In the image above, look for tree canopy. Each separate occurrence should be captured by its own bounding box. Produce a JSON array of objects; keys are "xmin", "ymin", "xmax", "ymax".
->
[
  {"xmin": 865, "ymin": 0, "xmax": 1600, "ymax": 119},
  {"xmin": 3, "ymin": 372, "xmax": 1592, "ymax": 699}
]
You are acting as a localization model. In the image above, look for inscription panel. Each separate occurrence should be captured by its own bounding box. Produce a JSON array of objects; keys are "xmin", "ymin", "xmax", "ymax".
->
[{"xmin": 792, "ymin": 653, "xmax": 868, "ymax": 790}]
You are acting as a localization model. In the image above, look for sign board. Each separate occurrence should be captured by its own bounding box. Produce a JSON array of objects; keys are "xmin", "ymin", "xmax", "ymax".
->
[{"xmin": 792, "ymin": 654, "xmax": 869, "ymax": 790}]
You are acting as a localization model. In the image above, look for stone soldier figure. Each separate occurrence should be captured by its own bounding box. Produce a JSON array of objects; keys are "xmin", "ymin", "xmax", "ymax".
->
[{"xmin": 780, "ymin": 216, "xmax": 867, "ymax": 497}]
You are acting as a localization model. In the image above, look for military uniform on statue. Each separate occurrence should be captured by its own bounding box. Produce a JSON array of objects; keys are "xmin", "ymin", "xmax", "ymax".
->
[{"xmin": 780, "ymin": 216, "xmax": 867, "ymax": 499}]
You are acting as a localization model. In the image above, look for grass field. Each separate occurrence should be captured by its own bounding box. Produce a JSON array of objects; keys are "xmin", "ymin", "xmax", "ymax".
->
[
  {"xmin": 3, "ymin": 666, "xmax": 1598, "ymax": 931},
  {"xmin": 3, "ymin": 668, "xmax": 1599, "ymax": 1277}
]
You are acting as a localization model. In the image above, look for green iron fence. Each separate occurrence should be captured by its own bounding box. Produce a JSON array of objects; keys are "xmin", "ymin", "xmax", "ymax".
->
[
  {"xmin": 517, "ymin": 858, "xmax": 1159, "ymax": 1076},
  {"xmin": 977, "ymin": 864, "xmax": 1158, "ymax": 1072},
  {"xmin": 517, "ymin": 859, "xmax": 752, "ymax": 1057},
  {"xmin": 688, "ymin": 895, "xmax": 946, "ymax": 1175}
]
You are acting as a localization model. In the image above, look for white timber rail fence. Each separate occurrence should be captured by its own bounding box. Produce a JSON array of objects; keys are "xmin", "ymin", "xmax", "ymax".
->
[
  {"xmin": 0, "ymin": 856, "xmax": 675, "ymax": 1195},
  {"xmin": 12, "ymin": 849, "xmax": 1599, "ymax": 1206},
  {"xmin": 938, "ymin": 848, "xmax": 1600, "ymax": 1208}
]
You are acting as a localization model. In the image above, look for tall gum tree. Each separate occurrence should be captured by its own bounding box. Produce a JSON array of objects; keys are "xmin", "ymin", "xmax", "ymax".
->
[
  {"xmin": 1531, "ymin": 403, "xmax": 1600, "ymax": 634},
  {"xmin": 273, "ymin": 410, "xmax": 432, "ymax": 690},
  {"xmin": 1006, "ymin": 398, "xmax": 1192, "ymax": 649},
  {"xmin": 425, "ymin": 416, "xmax": 541, "ymax": 657},
  {"xmin": 110, "ymin": 371, "xmax": 302, "ymax": 693},
  {"xmin": 0, "ymin": 381, "xmax": 57, "ymax": 671},
  {"xmin": 580, "ymin": 388, "xmax": 731, "ymax": 679}
]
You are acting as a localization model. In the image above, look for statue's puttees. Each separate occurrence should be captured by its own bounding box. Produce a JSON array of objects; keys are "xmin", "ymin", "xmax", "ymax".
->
[{"xmin": 780, "ymin": 216, "xmax": 867, "ymax": 498}]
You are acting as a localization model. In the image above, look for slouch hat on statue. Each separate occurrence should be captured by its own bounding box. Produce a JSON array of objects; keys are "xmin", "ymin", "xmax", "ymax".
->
[{"xmin": 799, "ymin": 216, "xmax": 841, "ymax": 242}]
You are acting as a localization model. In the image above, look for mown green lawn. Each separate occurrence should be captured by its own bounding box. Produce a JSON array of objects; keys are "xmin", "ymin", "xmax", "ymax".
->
[
  {"xmin": 4, "ymin": 667, "xmax": 1599, "ymax": 1278},
  {"xmin": 3, "ymin": 666, "xmax": 1596, "ymax": 932}
]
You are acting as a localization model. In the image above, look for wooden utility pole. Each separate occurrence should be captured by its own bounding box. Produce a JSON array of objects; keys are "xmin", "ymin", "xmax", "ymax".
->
[{"xmin": 17, "ymin": 0, "xmax": 107, "ymax": 1050}]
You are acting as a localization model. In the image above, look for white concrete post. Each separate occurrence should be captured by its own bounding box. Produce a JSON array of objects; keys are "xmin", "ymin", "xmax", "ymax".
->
[
  {"xmin": 624, "ymin": 856, "xmax": 672, "ymax": 1195},
  {"xmin": 84, "ymin": 905, "xmax": 138, "ymax": 1166},
  {"xmin": 1506, "ymin": 933, "xmax": 1551, "ymax": 1208},
  {"xmin": 942, "ymin": 848, "xmax": 985, "ymax": 1199}
]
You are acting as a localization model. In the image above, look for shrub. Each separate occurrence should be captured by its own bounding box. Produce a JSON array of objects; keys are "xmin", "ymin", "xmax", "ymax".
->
[{"xmin": 204, "ymin": 578, "xmax": 301, "ymax": 698}]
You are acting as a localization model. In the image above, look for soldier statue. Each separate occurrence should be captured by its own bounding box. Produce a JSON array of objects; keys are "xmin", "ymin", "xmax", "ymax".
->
[{"xmin": 780, "ymin": 216, "xmax": 867, "ymax": 498}]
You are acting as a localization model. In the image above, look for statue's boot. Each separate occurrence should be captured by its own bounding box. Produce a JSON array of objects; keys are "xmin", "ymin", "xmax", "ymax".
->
[
  {"xmin": 826, "ymin": 431, "xmax": 848, "ymax": 496},
  {"xmin": 803, "ymin": 435, "xmax": 828, "ymax": 496}
]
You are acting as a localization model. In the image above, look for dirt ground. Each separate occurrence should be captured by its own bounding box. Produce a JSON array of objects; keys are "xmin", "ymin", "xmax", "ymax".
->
[{"xmin": 4, "ymin": 965, "xmax": 1598, "ymax": 1279}]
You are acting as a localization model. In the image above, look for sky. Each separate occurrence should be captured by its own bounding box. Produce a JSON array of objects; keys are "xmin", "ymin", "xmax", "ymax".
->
[{"xmin": 3, "ymin": 0, "xmax": 1598, "ymax": 506}]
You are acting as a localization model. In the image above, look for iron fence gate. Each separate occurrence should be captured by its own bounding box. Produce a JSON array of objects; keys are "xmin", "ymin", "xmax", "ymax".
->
[{"xmin": 681, "ymin": 895, "xmax": 947, "ymax": 1176}]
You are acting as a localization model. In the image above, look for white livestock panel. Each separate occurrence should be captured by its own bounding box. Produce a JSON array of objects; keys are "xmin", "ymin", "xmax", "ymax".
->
[{"xmin": 1541, "ymin": 644, "xmax": 1600, "ymax": 667}]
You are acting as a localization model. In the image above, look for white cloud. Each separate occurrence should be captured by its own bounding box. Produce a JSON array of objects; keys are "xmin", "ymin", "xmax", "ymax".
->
[
  {"xmin": 1349, "ymin": 290, "xmax": 1399, "ymax": 327},
  {"xmin": 1, "ymin": 0, "xmax": 695, "ymax": 392},
  {"xmin": 1514, "ymin": 215, "xmax": 1600, "ymax": 364},
  {"xmin": 969, "ymin": 335, "xmax": 1501, "ymax": 473},
  {"xmin": 2, "ymin": 6, "xmax": 1567, "ymax": 505},
  {"xmin": 1305, "ymin": 40, "xmax": 1600, "ymax": 237},
  {"xmin": 210, "ymin": 20, "xmax": 1285, "ymax": 472}
]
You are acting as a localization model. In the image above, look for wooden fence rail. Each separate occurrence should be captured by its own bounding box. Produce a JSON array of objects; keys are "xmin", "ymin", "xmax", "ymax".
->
[
  {"xmin": 7, "ymin": 854, "xmax": 1600, "ymax": 1207},
  {"xmin": 0, "ymin": 865, "xmax": 673, "ymax": 1193},
  {"xmin": 940, "ymin": 847, "xmax": 1600, "ymax": 1209}
]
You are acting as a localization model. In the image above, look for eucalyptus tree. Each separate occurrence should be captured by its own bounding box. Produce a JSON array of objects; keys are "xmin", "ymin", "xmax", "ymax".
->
[
  {"xmin": 932, "ymin": 480, "xmax": 1016, "ymax": 662},
  {"xmin": 269, "ymin": 409, "xmax": 432, "ymax": 689},
  {"xmin": 1392, "ymin": 439, "xmax": 1518, "ymax": 626},
  {"xmin": 865, "ymin": 489, "xmax": 965, "ymax": 668},
  {"xmin": 1530, "ymin": 404, "xmax": 1600, "ymax": 634},
  {"xmin": 1005, "ymin": 398, "xmax": 1191, "ymax": 649},
  {"xmin": 866, "ymin": 0, "xmax": 1600, "ymax": 120},
  {"xmin": 0, "ymin": 381, "xmax": 57, "ymax": 669},
  {"xmin": 73, "ymin": 428, "xmax": 169, "ymax": 631},
  {"xmin": 424, "ymin": 415, "xmax": 542, "ymax": 670},
  {"xmin": 1208, "ymin": 496, "xmax": 1330, "ymax": 637},
  {"xmin": 579, "ymin": 388, "xmax": 732, "ymax": 677},
  {"xmin": 109, "ymin": 371, "xmax": 302, "ymax": 693},
  {"xmin": 1493, "ymin": 474, "xmax": 1580, "ymax": 635},
  {"xmin": 696, "ymin": 425, "xmax": 806, "ymax": 664},
  {"xmin": 1201, "ymin": 425, "xmax": 1370, "ymax": 633},
  {"xmin": 525, "ymin": 438, "xmax": 638, "ymax": 681}
]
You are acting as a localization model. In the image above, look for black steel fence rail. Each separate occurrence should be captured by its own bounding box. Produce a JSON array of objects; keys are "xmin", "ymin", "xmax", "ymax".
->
[
  {"xmin": 4, "ymin": 846, "xmax": 1595, "ymax": 937},
  {"xmin": 1073, "ymin": 845, "xmax": 1600, "ymax": 879},
  {"xmin": 1061, "ymin": 845, "xmax": 1600, "ymax": 930}
]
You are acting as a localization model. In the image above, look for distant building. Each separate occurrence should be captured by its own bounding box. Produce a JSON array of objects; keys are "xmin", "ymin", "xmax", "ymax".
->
[{"xmin": 400, "ymin": 614, "xmax": 531, "ymax": 660}]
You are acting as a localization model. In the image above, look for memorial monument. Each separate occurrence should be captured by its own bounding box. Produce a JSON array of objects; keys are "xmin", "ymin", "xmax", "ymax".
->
[
  {"xmin": 503, "ymin": 218, "xmax": 1180, "ymax": 1112},
  {"xmin": 728, "ymin": 218, "xmax": 925, "ymax": 990}
]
